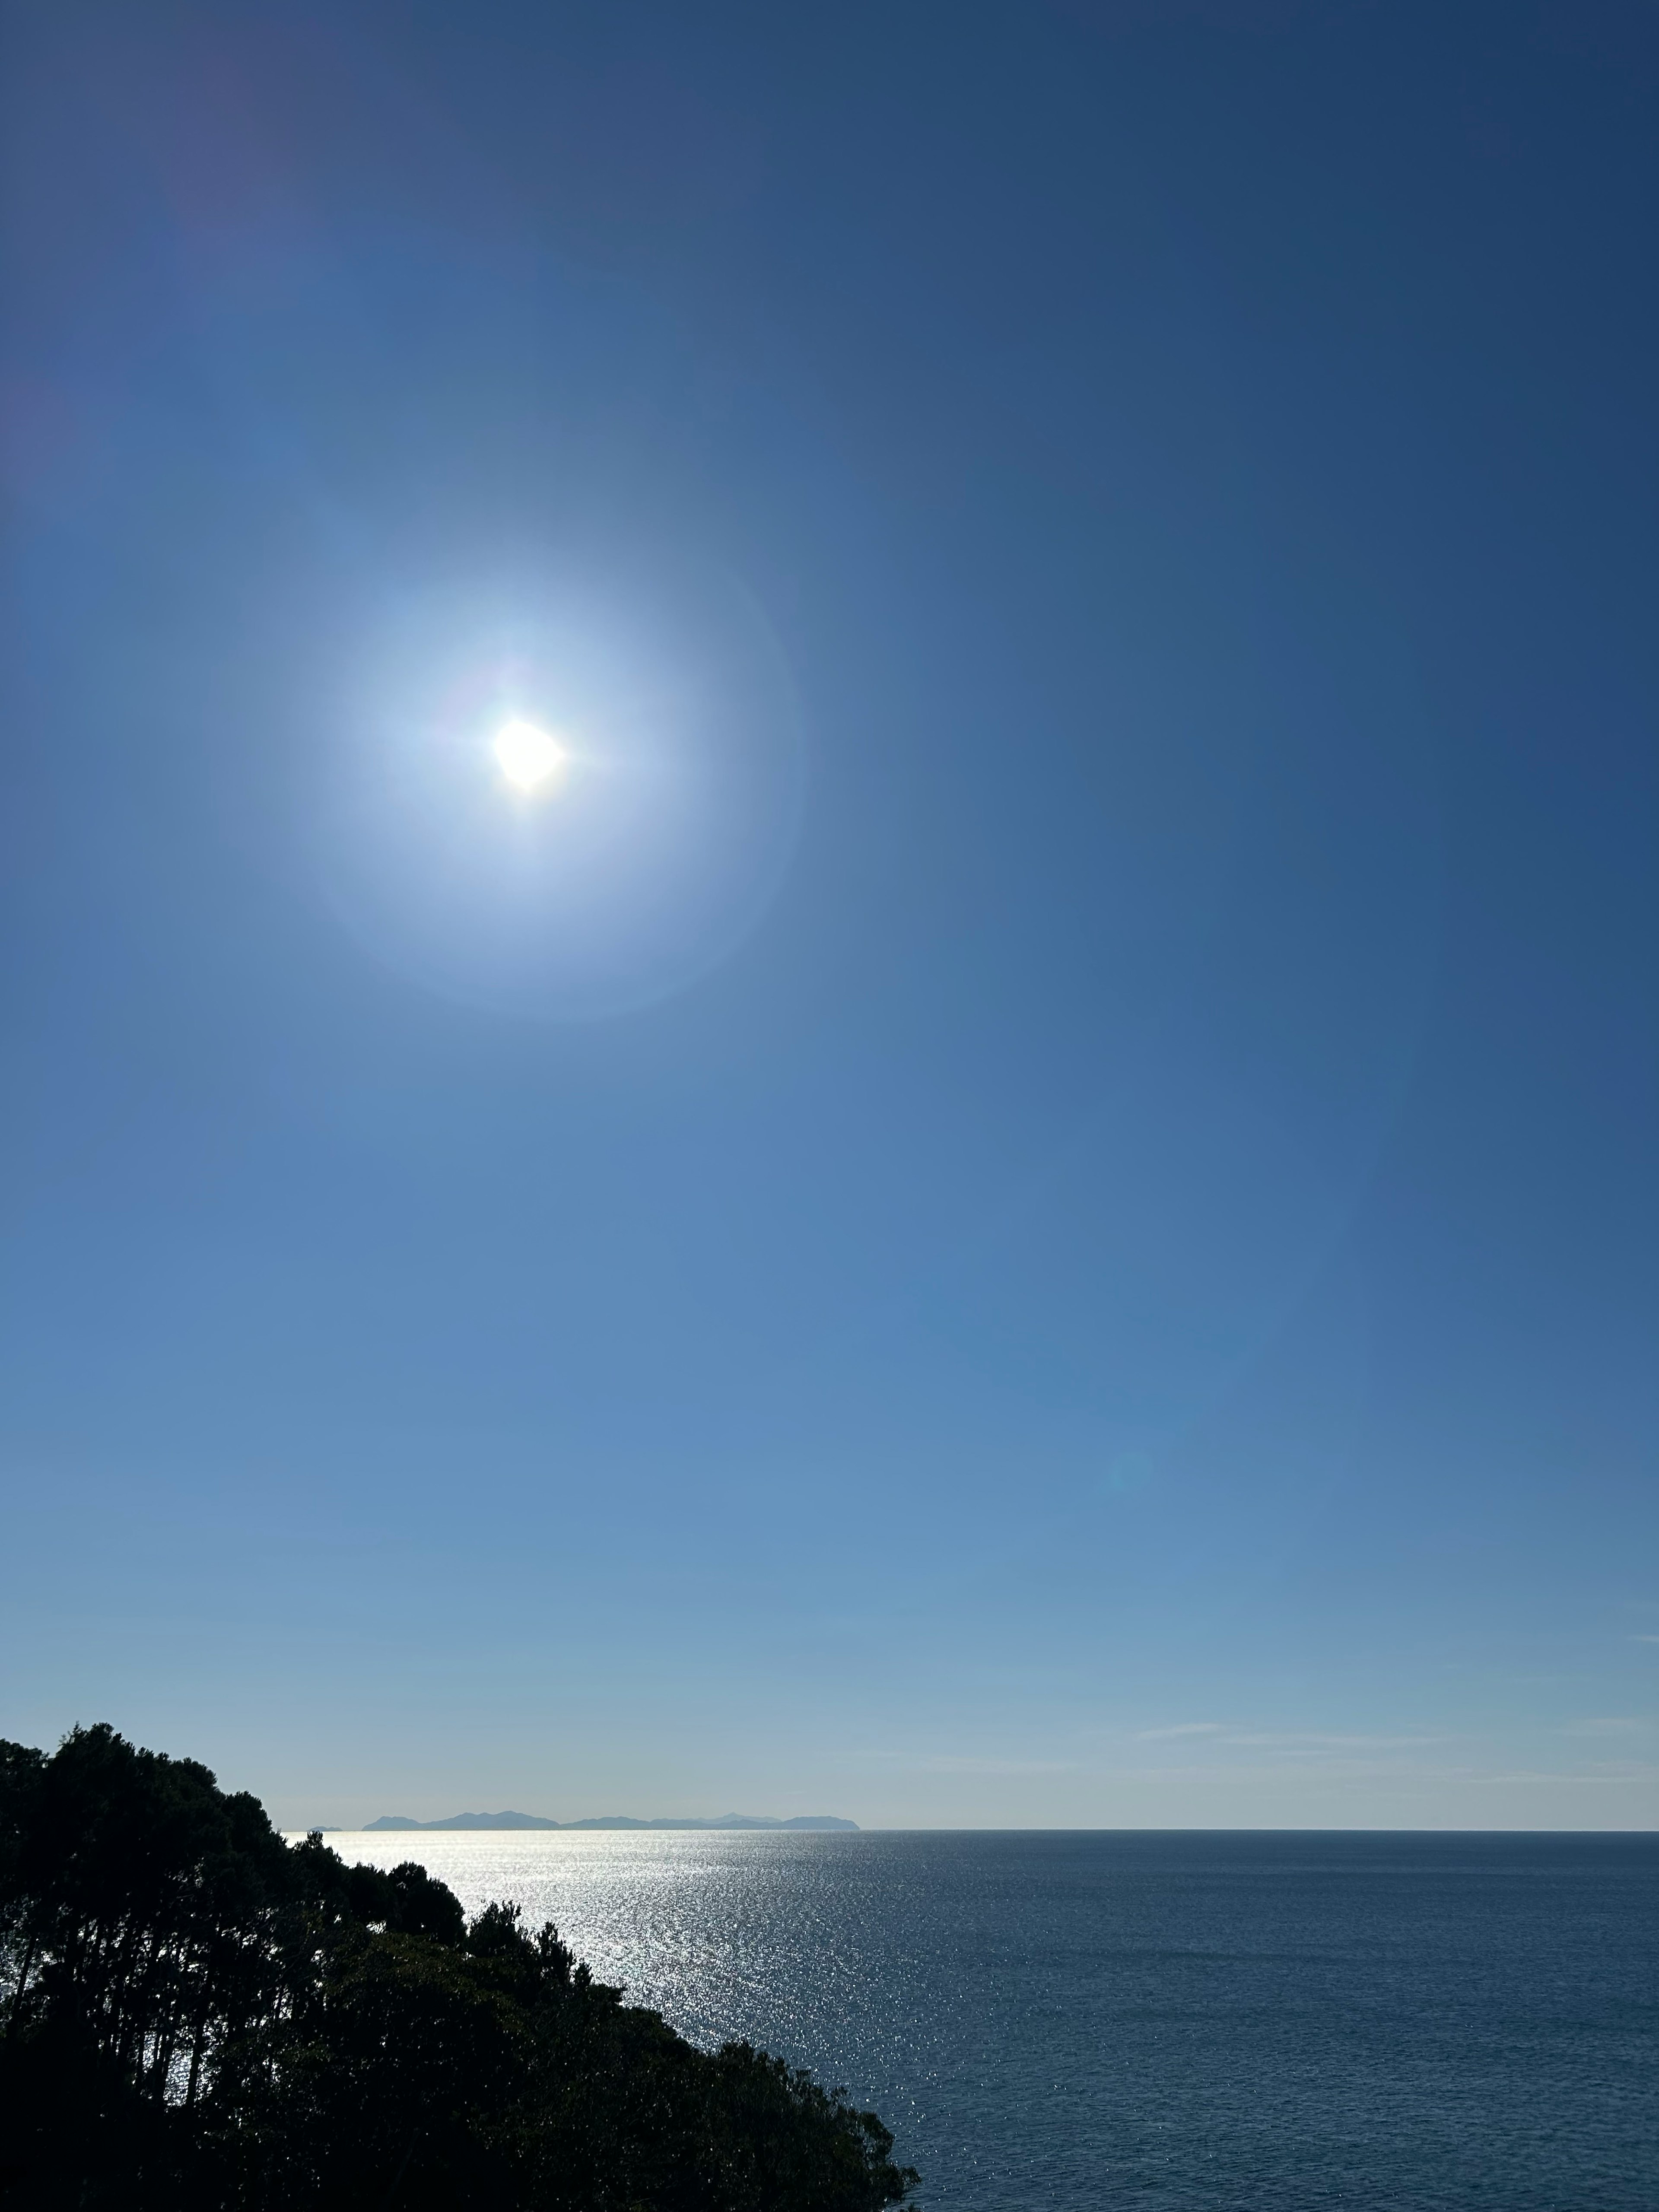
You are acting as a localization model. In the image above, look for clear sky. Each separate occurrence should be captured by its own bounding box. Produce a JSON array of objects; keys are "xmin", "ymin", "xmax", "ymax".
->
[{"xmin": 3, "ymin": 0, "xmax": 1655, "ymax": 1831}]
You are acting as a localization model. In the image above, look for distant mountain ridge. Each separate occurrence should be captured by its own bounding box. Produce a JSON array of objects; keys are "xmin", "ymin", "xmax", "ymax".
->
[{"xmin": 364, "ymin": 1810, "xmax": 858, "ymax": 1832}]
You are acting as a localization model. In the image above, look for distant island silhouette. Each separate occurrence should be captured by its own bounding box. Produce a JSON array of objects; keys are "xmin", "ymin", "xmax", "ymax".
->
[{"xmin": 364, "ymin": 1810, "xmax": 858, "ymax": 1832}]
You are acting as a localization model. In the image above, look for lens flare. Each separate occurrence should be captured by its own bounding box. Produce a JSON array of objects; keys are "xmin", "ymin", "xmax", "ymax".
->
[
  {"xmin": 493, "ymin": 720, "xmax": 566, "ymax": 791},
  {"xmin": 321, "ymin": 558, "xmax": 807, "ymax": 1021}
]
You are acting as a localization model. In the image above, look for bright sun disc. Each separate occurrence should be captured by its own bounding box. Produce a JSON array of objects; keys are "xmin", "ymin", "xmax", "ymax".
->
[{"xmin": 494, "ymin": 720, "xmax": 566, "ymax": 791}]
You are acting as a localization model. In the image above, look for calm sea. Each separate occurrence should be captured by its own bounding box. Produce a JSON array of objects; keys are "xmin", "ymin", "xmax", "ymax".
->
[{"xmin": 311, "ymin": 1829, "xmax": 1659, "ymax": 2209}]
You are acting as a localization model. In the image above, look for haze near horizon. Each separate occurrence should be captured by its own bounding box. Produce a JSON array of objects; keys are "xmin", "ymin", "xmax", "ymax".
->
[{"xmin": 2, "ymin": 0, "xmax": 1655, "ymax": 1833}]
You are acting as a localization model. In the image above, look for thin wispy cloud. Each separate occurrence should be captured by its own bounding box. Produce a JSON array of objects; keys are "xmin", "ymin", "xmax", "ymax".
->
[
  {"xmin": 1134, "ymin": 1725, "xmax": 1438, "ymax": 1752},
  {"xmin": 1471, "ymin": 1764, "xmax": 1659, "ymax": 1784},
  {"xmin": 914, "ymin": 1756, "xmax": 1078, "ymax": 1776},
  {"xmin": 1227, "ymin": 1733, "xmax": 1441, "ymax": 1751}
]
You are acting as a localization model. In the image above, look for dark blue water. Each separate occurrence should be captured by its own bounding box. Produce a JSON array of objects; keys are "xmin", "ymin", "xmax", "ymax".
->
[{"xmin": 331, "ymin": 1829, "xmax": 1659, "ymax": 2209}]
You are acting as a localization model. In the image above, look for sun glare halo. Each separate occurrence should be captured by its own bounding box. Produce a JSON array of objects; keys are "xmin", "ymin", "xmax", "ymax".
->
[{"xmin": 494, "ymin": 719, "xmax": 567, "ymax": 792}]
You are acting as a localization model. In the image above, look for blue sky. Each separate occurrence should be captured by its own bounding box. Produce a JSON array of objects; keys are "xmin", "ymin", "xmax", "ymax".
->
[{"xmin": 3, "ymin": 0, "xmax": 1655, "ymax": 1828}]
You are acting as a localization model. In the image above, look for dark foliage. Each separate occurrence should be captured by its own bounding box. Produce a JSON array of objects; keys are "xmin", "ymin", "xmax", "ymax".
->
[{"xmin": 0, "ymin": 1726, "xmax": 917, "ymax": 2210}]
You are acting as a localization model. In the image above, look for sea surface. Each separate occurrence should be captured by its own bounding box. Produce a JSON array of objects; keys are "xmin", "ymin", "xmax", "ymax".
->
[{"xmin": 311, "ymin": 1829, "xmax": 1659, "ymax": 2210}]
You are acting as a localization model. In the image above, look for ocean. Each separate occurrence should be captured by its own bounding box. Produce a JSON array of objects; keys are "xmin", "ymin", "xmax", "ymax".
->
[{"xmin": 312, "ymin": 1828, "xmax": 1659, "ymax": 2209}]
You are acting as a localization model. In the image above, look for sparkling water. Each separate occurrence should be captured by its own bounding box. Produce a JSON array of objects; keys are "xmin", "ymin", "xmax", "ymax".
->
[{"xmin": 308, "ymin": 1828, "xmax": 1659, "ymax": 2209}]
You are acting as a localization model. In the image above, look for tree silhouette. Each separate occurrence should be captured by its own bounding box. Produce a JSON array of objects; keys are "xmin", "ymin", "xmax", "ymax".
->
[{"xmin": 0, "ymin": 1726, "xmax": 916, "ymax": 2210}]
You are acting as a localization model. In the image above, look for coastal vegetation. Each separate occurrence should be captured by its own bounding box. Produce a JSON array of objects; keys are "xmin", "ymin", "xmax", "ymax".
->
[{"xmin": 0, "ymin": 1726, "xmax": 917, "ymax": 2209}]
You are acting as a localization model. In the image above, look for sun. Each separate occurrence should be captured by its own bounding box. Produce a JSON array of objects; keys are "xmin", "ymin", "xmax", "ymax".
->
[{"xmin": 493, "ymin": 720, "xmax": 567, "ymax": 792}]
